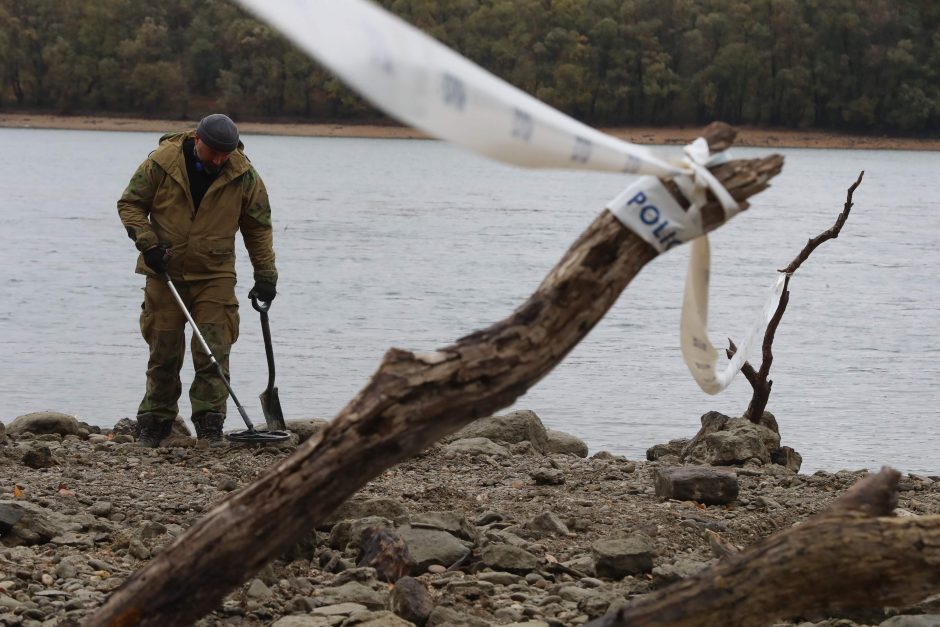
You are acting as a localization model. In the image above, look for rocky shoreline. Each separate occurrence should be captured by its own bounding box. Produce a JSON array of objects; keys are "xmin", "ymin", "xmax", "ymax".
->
[{"xmin": 1, "ymin": 410, "xmax": 938, "ymax": 627}]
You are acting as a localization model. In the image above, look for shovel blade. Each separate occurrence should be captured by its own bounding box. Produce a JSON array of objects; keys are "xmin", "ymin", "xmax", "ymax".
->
[{"xmin": 259, "ymin": 387, "xmax": 287, "ymax": 432}]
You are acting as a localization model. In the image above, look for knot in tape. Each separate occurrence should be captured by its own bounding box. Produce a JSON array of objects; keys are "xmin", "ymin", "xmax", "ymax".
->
[
  {"xmin": 606, "ymin": 137, "xmax": 743, "ymax": 254},
  {"xmin": 674, "ymin": 137, "xmax": 740, "ymax": 227}
]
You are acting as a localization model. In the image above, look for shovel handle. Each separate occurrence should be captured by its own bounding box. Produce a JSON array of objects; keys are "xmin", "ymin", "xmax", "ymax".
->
[
  {"xmin": 251, "ymin": 296, "xmax": 277, "ymax": 392},
  {"xmin": 250, "ymin": 295, "xmax": 271, "ymax": 313}
]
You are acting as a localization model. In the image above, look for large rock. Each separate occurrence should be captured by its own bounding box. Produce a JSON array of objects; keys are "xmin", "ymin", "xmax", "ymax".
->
[
  {"xmin": 480, "ymin": 544, "xmax": 539, "ymax": 573},
  {"xmin": 395, "ymin": 524, "xmax": 469, "ymax": 571},
  {"xmin": 286, "ymin": 418, "xmax": 330, "ymax": 443},
  {"xmin": 525, "ymin": 511, "xmax": 570, "ymax": 536},
  {"xmin": 6, "ymin": 412, "xmax": 81, "ymax": 437},
  {"xmin": 454, "ymin": 410, "xmax": 549, "ymax": 453},
  {"xmin": 0, "ymin": 500, "xmax": 73, "ymax": 546},
  {"xmin": 592, "ymin": 534, "xmax": 655, "ymax": 578},
  {"xmin": 653, "ymin": 466, "xmax": 739, "ymax": 505},
  {"xmin": 682, "ymin": 411, "xmax": 781, "ymax": 465},
  {"xmin": 389, "ymin": 576, "xmax": 433, "ymax": 626},
  {"xmin": 545, "ymin": 429, "xmax": 589, "ymax": 457},
  {"xmin": 324, "ymin": 497, "xmax": 408, "ymax": 527},
  {"xmin": 410, "ymin": 511, "xmax": 478, "ymax": 542},
  {"xmin": 316, "ymin": 581, "xmax": 386, "ymax": 610},
  {"xmin": 771, "ymin": 446, "xmax": 803, "ymax": 472},
  {"xmin": 531, "ymin": 468, "xmax": 565, "ymax": 485},
  {"xmin": 443, "ymin": 437, "xmax": 509, "ymax": 458},
  {"xmin": 0, "ymin": 503, "xmax": 24, "ymax": 536},
  {"xmin": 21, "ymin": 444, "xmax": 57, "ymax": 469},
  {"xmin": 646, "ymin": 438, "xmax": 689, "ymax": 461}
]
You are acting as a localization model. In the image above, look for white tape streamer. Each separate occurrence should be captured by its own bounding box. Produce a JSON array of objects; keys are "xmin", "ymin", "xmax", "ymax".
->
[
  {"xmin": 680, "ymin": 237, "xmax": 787, "ymax": 394},
  {"xmin": 235, "ymin": 0, "xmax": 781, "ymax": 394},
  {"xmin": 233, "ymin": 0, "xmax": 681, "ymax": 177}
]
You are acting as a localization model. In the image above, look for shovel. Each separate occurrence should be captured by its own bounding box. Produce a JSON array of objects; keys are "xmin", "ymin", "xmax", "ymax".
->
[{"xmin": 251, "ymin": 295, "xmax": 287, "ymax": 432}]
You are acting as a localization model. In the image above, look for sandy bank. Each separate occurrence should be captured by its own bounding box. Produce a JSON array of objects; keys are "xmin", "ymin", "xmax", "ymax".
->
[{"xmin": 2, "ymin": 112, "xmax": 939, "ymax": 151}]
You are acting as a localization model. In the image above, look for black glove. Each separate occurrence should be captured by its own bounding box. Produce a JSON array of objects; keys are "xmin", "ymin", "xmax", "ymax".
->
[
  {"xmin": 248, "ymin": 280, "xmax": 276, "ymax": 303},
  {"xmin": 142, "ymin": 246, "xmax": 171, "ymax": 274}
]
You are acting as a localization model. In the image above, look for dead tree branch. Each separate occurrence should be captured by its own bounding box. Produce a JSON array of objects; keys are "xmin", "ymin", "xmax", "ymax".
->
[
  {"xmin": 586, "ymin": 467, "xmax": 940, "ymax": 627},
  {"xmin": 781, "ymin": 171, "xmax": 865, "ymax": 274},
  {"xmin": 85, "ymin": 123, "xmax": 784, "ymax": 627},
  {"xmin": 730, "ymin": 171, "xmax": 864, "ymax": 421}
]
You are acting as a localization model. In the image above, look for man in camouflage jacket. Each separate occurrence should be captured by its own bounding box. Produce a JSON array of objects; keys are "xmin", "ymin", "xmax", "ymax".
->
[{"xmin": 117, "ymin": 114, "xmax": 278, "ymax": 447}]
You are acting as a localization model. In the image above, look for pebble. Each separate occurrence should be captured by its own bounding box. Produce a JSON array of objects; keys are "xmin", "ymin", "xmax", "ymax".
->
[
  {"xmin": 245, "ymin": 578, "xmax": 272, "ymax": 600},
  {"xmin": 218, "ymin": 478, "xmax": 238, "ymax": 491}
]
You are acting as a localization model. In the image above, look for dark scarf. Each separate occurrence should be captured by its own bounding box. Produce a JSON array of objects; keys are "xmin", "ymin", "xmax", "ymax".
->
[{"xmin": 183, "ymin": 137, "xmax": 220, "ymax": 212}]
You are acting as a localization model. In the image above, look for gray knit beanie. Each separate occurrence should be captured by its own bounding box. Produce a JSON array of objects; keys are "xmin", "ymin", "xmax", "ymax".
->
[{"xmin": 196, "ymin": 114, "xmax": 239, "ymax": 152}]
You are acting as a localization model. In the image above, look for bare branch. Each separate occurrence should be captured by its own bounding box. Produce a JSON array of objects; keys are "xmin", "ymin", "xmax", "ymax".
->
[
  {"xmin": 780, "ymin": 171, "xmax": 864, "ymax": 274},
  {"xmin": 733, "ymin": 172, "xmax": 863, "ymax": 421}
]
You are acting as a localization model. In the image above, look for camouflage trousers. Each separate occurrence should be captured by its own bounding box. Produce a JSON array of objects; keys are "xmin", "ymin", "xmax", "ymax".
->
[{"xmin": 137, "ymin": 276, "xmax": 240, "ymax": 425}]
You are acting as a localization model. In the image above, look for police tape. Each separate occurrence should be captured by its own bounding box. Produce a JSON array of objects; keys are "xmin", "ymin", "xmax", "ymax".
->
[
  {"xmin": 607, "ymin": 143, "xmax": 784, "ymax": 393},
  {"xmin": 681, "ymin": 238, "xmax": 787, "ymax": 394},
  {"xmin": 234, "ymin": 0, "xmax": 782, "ymax": 394}
]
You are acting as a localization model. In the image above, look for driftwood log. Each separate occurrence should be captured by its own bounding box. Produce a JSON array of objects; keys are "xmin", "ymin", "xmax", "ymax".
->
[
  {"xmin": 585, "ymin": 467, "xmax": 940, "ymax": 627},
  {"xmin": 730, "ymin": 171, "xmax": 866, "ymax": 422},
  {"xmin": 85, "ymin": 123, "xmax": 784, "ymax": 626}
]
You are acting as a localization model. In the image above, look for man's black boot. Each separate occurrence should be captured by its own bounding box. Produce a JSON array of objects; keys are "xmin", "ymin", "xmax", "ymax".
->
[
  {"xmin": 137, "ymin": 413, "xmax": 173, "ymax": 448},
  {"xmin": 193, "ymin": 412, "xmax": 225, "ymax": 442}
]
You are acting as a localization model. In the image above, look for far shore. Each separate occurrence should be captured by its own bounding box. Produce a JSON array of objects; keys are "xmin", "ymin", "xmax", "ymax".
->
[{"xmin": 2, "ymin": 112, "xmax": 939, "ymax": 151}]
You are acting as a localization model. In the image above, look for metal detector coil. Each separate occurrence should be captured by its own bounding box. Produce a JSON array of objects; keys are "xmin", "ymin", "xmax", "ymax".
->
[{"xmin": 226, "ymin": 428, "xmax": 291, "ymax": 444}]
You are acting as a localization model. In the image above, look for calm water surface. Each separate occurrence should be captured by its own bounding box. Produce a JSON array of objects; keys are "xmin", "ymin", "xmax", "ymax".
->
[{"xmin": 0, "ymin": 127, "xmax": 937, "ymax": 474}]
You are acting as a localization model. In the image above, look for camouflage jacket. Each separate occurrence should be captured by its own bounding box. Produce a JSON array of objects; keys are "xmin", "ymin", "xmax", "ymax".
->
[{"xmin": 117, "ymin": 131, "xmax": 277, "ymax": 285}]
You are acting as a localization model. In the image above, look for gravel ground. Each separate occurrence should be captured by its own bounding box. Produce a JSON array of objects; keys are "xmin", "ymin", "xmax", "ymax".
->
[{"xmin": 1, "ymin": 415, "xmax": 938, "ymax": 627}]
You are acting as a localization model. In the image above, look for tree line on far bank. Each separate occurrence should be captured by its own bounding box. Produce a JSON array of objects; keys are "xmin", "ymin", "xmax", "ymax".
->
[{"xmin": 1, "ymin": 0, "xmax": 938, "ymax": 133}]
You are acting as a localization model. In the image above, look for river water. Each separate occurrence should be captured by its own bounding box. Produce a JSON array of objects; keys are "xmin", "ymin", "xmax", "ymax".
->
[{"xmin": 0, "ymin": 127, "xmax": 937, "ymax": 474}]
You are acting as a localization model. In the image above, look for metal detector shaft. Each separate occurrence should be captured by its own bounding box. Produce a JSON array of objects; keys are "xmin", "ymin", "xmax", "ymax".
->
[{"xmin": 162, "ymin": 273, "xmax": 256, "ymax": 432}]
